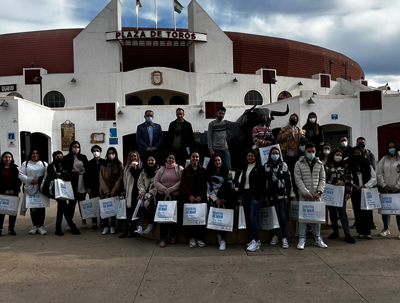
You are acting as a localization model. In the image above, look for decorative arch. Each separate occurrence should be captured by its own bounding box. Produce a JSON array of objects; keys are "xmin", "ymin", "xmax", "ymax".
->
[
  {"xmin": 169, "ymin": 95, "xmax": 186, "ymax": 105},
  {"xmin": 148, "ymin": 96, "xmax": 164, "ymax": 105},
  {"xmin": 7, "ymin": 92, "xmax": 23, "ymax": 98},
  {"xmin": 126, "ymin": 96, "xmax": 143, "ymax": 106},
  {"xmin": 43, "ymin": 90, "xmax": 65, "ymax": 108},
  {"xmin": 277, "ymin": 91, "xmax": 292, "ymax": 101}
]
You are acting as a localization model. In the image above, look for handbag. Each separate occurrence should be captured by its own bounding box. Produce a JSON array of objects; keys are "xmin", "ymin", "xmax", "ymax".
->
[
  {"xmin": 0, "ymin": 195, "xmax": 20, "ymax": 216},
  {"xmin": 298, "ymin": 199, "xmax": 326, "ymax": 223},
  {"xmin": 183, "ymin": 203, "xmax": 208, "ymax": 226},
  {"xmin": 237, "ymin": 204, "xmax": 246, "ymax": 229},
  {"xmin": 259, "ymin": 206, "xmax": 280, "ymax": 230},
  {"xmin": 116, "ymin": 198, "xmax": 127, "ymax": 220},
  {"xmin": 361, "ymin": 188, "xmax": 381, "ymax": 210},
  {"xmin": 379, "ymin": 194, "xmax": 400, "ymax": 215},
  {"xmin": 154, "ymin": 198, "xmax": 178, "ymax": 223},
  {"xmin": 99, "ymin": 197, "xmax": 118, "ymax": 219},
  {"xmin": 322, "ymin": 184, "xmax": 345, "ymax": 207},
  {"xmin": 206, "ymin": 206, "xmax": 234, "ymax": 232},
  {"xmin": 289, "ymin": 200, "xmax": 299, "ymax": 221},
  {"xmin": 131, "ymin": 196, "xmax": 142, "ymax": 221},
  {"xmin": 79, "ymin": 197, "xmax": 100, "ymax": 220},
  {"xmin": 26, "ymin": 192, "xmax": 50, "ymax": 208},
  {"xmin": 54, "ymin": 179, "xmax": 75, "ymax": 201}
]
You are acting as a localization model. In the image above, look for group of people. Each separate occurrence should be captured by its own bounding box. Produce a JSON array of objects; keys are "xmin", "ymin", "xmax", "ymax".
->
[{"xmin": 0, "ymin": 108, "xmax": 399, "ymax": 253}]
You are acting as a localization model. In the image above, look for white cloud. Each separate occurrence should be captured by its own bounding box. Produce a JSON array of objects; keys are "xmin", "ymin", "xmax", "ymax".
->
[{"xmin": 367, "ymin": 75, "xmax": 400, "ymax": 92}]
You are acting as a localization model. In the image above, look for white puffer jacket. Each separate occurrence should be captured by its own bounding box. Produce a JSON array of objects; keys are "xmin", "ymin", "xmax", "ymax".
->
[{"xmin": 294, "ymin": 156, "xmax": 326, "ymax": 198}]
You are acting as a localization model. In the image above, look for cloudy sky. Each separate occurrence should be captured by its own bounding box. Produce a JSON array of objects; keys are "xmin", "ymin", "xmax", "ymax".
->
[{"xmin": 1, "ymin": 0, "xmax": 399, "ymax": 90}]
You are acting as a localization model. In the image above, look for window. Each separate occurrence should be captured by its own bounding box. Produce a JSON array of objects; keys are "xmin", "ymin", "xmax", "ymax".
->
[
  {"xmin": 148, "ymin": 96, "xmax": 164, "ymax": 105},
  {"xmin": 126, "ymin": 96, "xmax": 143, "ymax": 105},
  {"xmin": 205, "ymin": 102, "xmax": 223, "ymax": 119},
  {"xmin": 7, "ymin": 92, "xmax": 23, "ymax": 98},
  {"xmin": 320, "ymin": 75, "xmax": 330, "ymax": 88},
  {"xmin": 277, "ymin": 91, "xmax": 292, "ymax": 101},
  {"xmin": 43, "ymin": 91, "xmax": 65, "ymax": 108},
  {"xmin": 169, "ymin": 96, "xmax": 186, "ymax": 105},
  {"xmin": 360, "ymin": 91, "xmax": 382, "ymax": 111},
  {"xmin": 96, "ymin": 103, "xmax": 116, "ymax": 121},
  {"xmin": 244, "ymin": 90, "xmax": 263, "ymax": 105}
]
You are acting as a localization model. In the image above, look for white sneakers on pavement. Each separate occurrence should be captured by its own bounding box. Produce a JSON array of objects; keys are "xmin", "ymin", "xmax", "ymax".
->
[
  {"xmin": 379, "ymin": 229, "xmax": 390, "ymax": 237},
  {"xmin": 282, "ymin": 238, "xmax": 289, "ymax": 249},
  {"xmin": 38, "ymin": 226, "xmax": 47, "ymax": 235},
  {"xmin": 189, "ymin": 238, "xmax": 197, "ymax": 248},
  {"xmin": 297, "ymin": 238, "xmax": 306, "ymax": 250},
  {"xmin": 270, "ymin": 235, "xmax": 279, "ymax": 245},
  {"xmin": 29, "ymin": 226, "xmax": 38, "ymax": 235},
  {"xmin": 102, "ymin": 227, "xmax": 110, "ymax": 235},
  {"xmin": 143, "ymin": 224, "xmax": 154, "ymax": 235},
  {"xmin": 247, "ymin": 239, "xmax": 261, "ymax": 252},
  {"xmin": 314, "ymin": 237, "xmax": 328, "ymax": 248},
  {"xmin": 134, "ymin": 226, "xmax": 143, "ymax": 235},
  {"xmin": 110, "ymin": 227, "xmax": 116, "ymax": 234},
  {"xmin": 219, "ymin": 240, "xmax": 226, "ymax": 251},
  {"xmin": 196, "ymin": 239, "xmax": 206, "ymax": 247}
]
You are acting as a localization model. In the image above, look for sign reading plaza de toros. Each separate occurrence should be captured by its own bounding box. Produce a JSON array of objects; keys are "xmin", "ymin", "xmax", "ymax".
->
[{"xmin": 106, "ymin": 30, "xmax": 207, "ymax": 42}]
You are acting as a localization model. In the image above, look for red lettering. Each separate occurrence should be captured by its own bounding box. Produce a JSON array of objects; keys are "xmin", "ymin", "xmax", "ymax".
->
[
  {"xmin": 127, "ymin": 31, "xmax": 132, "ymax": 38},
  {"xmin": 157, "ymin": 31, "xmax": 162, "ymax": 37},
  {"xmin": 184, "ymin": 32, "xmax": 191, "ymax": 39},
  {"xmin": 191, "ymin": 33, "xmax": 196, "ymax": 40},
  {"xmin": 172, "ymin": 31, "xmax": 178, "ymax": 38},
  {"xmin": 140, "ymin": 31, "xmax": 146, "ymax": 38},
  {"xmin": 151, "ymin": 30, "xmax": 156, "ymax": 37},
  {"xmin": 116, "ymin": 32, "xmax": 121, "ymax": 38}
]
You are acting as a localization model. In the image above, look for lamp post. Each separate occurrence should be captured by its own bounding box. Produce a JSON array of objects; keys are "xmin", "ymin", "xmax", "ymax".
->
[
  {"xmin": 33, "ymin": 76, "xmax": 42, "ymax": 105},
  {"xmin": 329, "ymin": 60, "xmax": 334, "ymax": 75},
  {"xmin": 269, "ymin": 77, "xmax": 277, "ymax": 103}
]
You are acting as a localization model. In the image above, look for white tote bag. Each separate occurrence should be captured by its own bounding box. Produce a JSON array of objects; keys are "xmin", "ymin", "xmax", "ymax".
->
[
  {"xmin": 289, "ymin": 201, "xmax": 299, "ymax": 221},
  {"xmin": 259, "ymin": 206, "xmax": 280, "ymax": 230},
  {"xmin": 99, "ymin": 197, "xmax": 118, "ymax": 219},
  {"xmin": 379, "ymin": 194, "xmax": 400, "ymax": 215},
  {"xmin": 299, "ymin": 200, "xmax": 326, "ymax": 224},
  {"xmin": 154, "ymin": 200, "xmax": 178, "ymax": 223},
  {"xmin": 79, "ymin": 197, "xmax": 100, "ymax": 220},
  {"xmin": 26, "ymin": 192, "xmax": 50, "ymax": 208},
  {"xmin": 116, "ymin": 199, "xmax": 127, "ymax": 219},
  {"xmin": 183, "ymin": 203, "xmax": 208, "ymax": 226},
  {"xmin": 131, "ymin": 197, "xmax": 142, "ymax": 221},
  {"xmin": 237, "ymin": 205, "xmax": 247, "ymax": 229},
  {"xmin": 322, "ymin": 184, "xmax": 345, "ymax": 207},
  {"xmin": 206, "ymin": 206, "xmax": 234, "ymax": 232},
  {"xmin": 0, "ymin": 195, "xmax": 20, "ymax": 216},
  {"xmin": 54, "ymin": 179, "xmax": 75, "ymax": 201},
  {"xmin": 361, "ymin": 187, "xmax": 381, "ymax": 210}
]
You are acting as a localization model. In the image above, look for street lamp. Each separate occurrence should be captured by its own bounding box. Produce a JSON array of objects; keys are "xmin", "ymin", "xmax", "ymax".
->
[
  {"xmin": 269, "ymin": 77, "xmax": 277, "ymax": 103},
  {"xmin": 33, "ymin": 76, "xmax": 42, "ymax": 105}
]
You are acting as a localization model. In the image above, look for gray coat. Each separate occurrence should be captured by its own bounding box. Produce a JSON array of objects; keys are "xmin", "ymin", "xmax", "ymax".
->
[{"xmin": 294, "ymin": 156, "xmax": 326, "ymax": 198}]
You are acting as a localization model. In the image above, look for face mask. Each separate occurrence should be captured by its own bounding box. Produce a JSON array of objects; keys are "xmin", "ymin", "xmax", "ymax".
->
[
  {"xmin": 309, "ymin": 118, "xmax": 316, "ymax": 123},
  {"xmin": 271, "ymin": 154, "xmax": 280, "ymax": 161},
  {"xmin": 109, "ymin": 154, "xmax": 116, "ymax": 160},
  {"xmin": 354, "ymin": 155, "xmax": 362, "ymax": 161},
  {"xmin": 358, "ymin": 143, "xmax": 365, "ymax": 149},
  {"xmin": 306, "ymin": 152, "xmax": 315, "ymax": 160},
  {"xmin": 334, "ymin": 156, "xmax": 342, "ymax": 162},
  {"xmin": 54, "ymin": 158, "xmax": 63, "ymax": 164},
  {"xmin": 289, "ymin": 119, "xmax": 297, "ymax": 126},
  {"xmin": 341, "ymin": 141, "xmax": 348, "ymax": 147},
  {"xmin": 389, "ymin": 148, "xmax": 396, "ymax": 155},
  {"xmin": 93, "ymin": 151, "xmax": 100, "ymax": 158},
  {"xmin": 72, "ymin": 147, "xmax": 79, "ymax": 154},
  {"xmin": 260, "ymin": 120, "xmax": 266, "ymax": 126},
  {"xmin": 323, "ymin": 149, "xmax": 330, "ymax": 155},
  {"xmin": 146, "ymin": 117, "xmax": 153, "ymax": 123},
  {"xmin": 300, "ymin": 145, "xmax": 306, "ymax": 152}
]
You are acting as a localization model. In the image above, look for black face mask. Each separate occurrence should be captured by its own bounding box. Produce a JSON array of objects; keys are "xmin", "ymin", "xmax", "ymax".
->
[
  {"xmin": 358, "ymin": 143, "xmax": 366, "ymax": 149},
  {"xmin": 260, "ymin": 120, "xmax": 266, "ymax": 126},
  {"xmin": 289, "ymin": 119, "xmax": 297, "ymax": 126}
]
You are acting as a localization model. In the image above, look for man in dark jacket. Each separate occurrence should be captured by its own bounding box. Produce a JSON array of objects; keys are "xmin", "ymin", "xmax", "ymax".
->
[
  {"xmin": 166, "ymin": 108, "xmax": 195, "ymax": 166},
  {"xmin": 136, "ymin": 110, "xmax": 164, "ymax": 162}
]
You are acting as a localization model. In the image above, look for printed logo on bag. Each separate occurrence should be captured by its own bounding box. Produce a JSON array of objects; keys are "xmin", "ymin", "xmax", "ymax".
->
[
  {"xmin": 186, "ymin": 207, "xmax": 197, "ymax": 215},
  {"xmin": 303, "ymin": 205, "xmax": 314, "ymax": 213},
  {"xmin": 0, "ymin": 199, "xmax": 10, "ymax": 206},
  {"xmin": 212, "ymin": 211, "xmax": 223, "ymax": 219},
  {"xmin": 324, "ymin": 188, "xmax": 334, "ymax": 195},
  {"xmin": 83, "ymin": 204, "xmax": 93, "ymax": 210},
  {"xmin": 159, "ymin": 205, "xmax": 167, "ymax": 211},
  {"xmin": 103, "ymin": 201, "xmax": 113, "ymax": 208}
]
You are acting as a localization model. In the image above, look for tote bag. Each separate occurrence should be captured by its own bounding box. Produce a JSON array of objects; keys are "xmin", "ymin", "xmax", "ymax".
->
[
  {"xmin": 131, "ymin": 197, "xmax": 142, "ymax": 221},
  {"xmin": 298, "ymin": 200, "xmax": 326, "ymax": 224},
  {"xmin": 322, "ymin": 184, "xmax": 345, "ymax": 207},
  {"xmin": 79, "ymin": 197, "xmax": 100, "ymax": 220},
  {"xmin": 154, "ymin": 200, "xmax": 178, "ymax": 223},
  {"xmin": 116, "ymin": 199, "xmax": 127, "ymax": 220},
  {"xmin": 289, "ymin": 201, "xmax": 299, "ymax": 221},
  {"xmin": 206, "ymin": 206, "xmax": 234, "ymax": 232},
  {"xmin": 379, "ymin": 194, "xmax": 400, "ymax": 215},
  {"xmin": 0, "ymin": 195, "xmax": 20, "ymax": 216},
  {"xmin": 237, "ymin": 205, "xmax": 247, "ymax": 229},
  {"xmin": 259, "ymin": 206, "xmax": 280, "ymax": 230},
  {"xmin": 26, "ymin": 192, "xmax": 50, "ymax": 208},
  {"xmin": 361, "ymin": 188, "xmax": 381, "ymax": 210},
  {"xmin": 54, "ymin": 179, "xmax": 75, "ymax": 201},
  {"xmin": 183, "ymin": 203, "xmax": 208, "ymax": 226},
  {"xmin": 99, "ymin": 197, "xmax": 118, "ymax": 219}
]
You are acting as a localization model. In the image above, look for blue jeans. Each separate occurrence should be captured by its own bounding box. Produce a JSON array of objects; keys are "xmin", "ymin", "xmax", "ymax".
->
[
  {"xmin": 213, "ymin": 149, "xmax": 231, "ymax": 170},
  {"xmin": 243, "ymin": 190, "xmax": 263, "ymax": 241},
  {"xmin": 382, "ymin": 215, "xmax": 400, "ymax": 231},
  {"xmin": 328, "ymin": 199, "xmax": 350, "ymax": 235},
  {"xmin": 270, "ymin": 199, "xmax": 288, "ymax": 239},
  {"xmin": 299, "ymin": 223, "xmax": 321, "ymax": 240}
]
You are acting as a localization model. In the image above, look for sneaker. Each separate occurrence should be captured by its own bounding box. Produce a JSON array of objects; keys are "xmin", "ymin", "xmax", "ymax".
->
[
  {"xmin": 366, "ymin": 234, "xmax": 373, "ymax": 240},
  {"xmin": 344, "ymin": 234, "xmax": 355, "ymax": 244},
  {"xmin": 247, "ymin": 239, "xmax": 260, "ymax": 252},
  {"xmin": 247, "ymin": 239, "xmax": 261, "ymax": 247},
  {"xmin": 328, "ymin": 232, "xmax": 339, "ymax": 239},
  {"xmin": 196, "ymin": 239, "xmax": 206, "ymax": 247},
  {"xmin": 102, "ymin": 227, "xmax": 110, "ymax": 235},
  {"xmin": 358, "ymin": 234, "xmax": 365, "ymax": 239},
  {"xmin": 379, "ymin": 229, "xmax": 390, "ymax": 237},
  {"xmin": 297, "ymin": 238, "xmax": 306, "ymax": 250},
  {"xmin": 159, "ymin": 240, "xmax": 167, "ymax": 248},
  {"xmin": 217, "ymin": 234, "xmax": 222, "ymax": 245},
  {"xmin": 38, "ymin": 226, "xmax": 47, "ymax": 235},
  {"xmin": 314, "ymin": 237, "xmax": 328, "ymax": 248},
  {"xmin": 270, "ymin": 235, "xmax": 279, "ymax": 246},
  {"xmin": 65, "ymin": 226, "xmax": 70, "ymax": 232},
  {"xmin": 143, "ymin": 224, "xmax": 154, "ymax": 235},
  {"xmin": 110, "ymin": 227, "xmax": 116, "ymax": 234},
  {"xmin": 8, "ymin": 228, "xmax": 16, "ymax": 236},
  {"xmin": 91, "ymin": 223, "xmax": 98, "ymax": 232},
  {"xmin": 169, "ymin": 237, "xmax": 176, "ymax": 244},
  {"xmin": 282, "ymin": 238, "xmax": 289, "ymax": 249},
  {"xmin": 134, "ymin": 226, "xmax": 143, "ymax": 235},
  {"xmin": 189, "ymin": 238, "xmax": 197, "ymax": 248},
  {"xmin": 55, "ymin": 230, "xmax": 64, "ymax": 236},
  {"xmin": 219, "ymin": 240, "xmax": 226, "ymax": 251},
  {"xmin": 81, "ymin": 219, "xmax": 88, "ymax": 229},
  {"xmin": 371, "ymin": 223, "xmax": 378, "ymax": 230},
  {"xmin": 29, "ymin": 226, "xmax": 38, "ymax": 235}
]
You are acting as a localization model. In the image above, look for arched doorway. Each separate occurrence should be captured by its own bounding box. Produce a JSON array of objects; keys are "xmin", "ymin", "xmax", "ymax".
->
[
  {"xmin": 20, "ymin": 131, "xmax": 51, "ymax": 163},
  {"xmin": 321, "ymin": 124, "xmax": 352, "ymax": 150},
  {"xmin": 169, "ymin": 96, "xmax": 186, "ymax": 105},
  {"xmin": 148, "ymin": 96, "xmax": 164, "ymax": 105},
  {"xmin": 378, "ymin": 123, "xmax": 400, "ymax": 159},
  {"xmin": 126, "ymin": 96, "xmax": 143, "ymax": 105}
]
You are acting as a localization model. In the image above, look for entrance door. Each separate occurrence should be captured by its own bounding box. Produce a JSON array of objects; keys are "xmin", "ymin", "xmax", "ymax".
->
[
  {"xmin": 321, "ymin": 124, "xmax": 352, "ymax": 150},
  {"xmin": 20, "ymin": 131, "xmax": 50, "ymax": 163},
  {"xmin": 377, "ymin": 123, "xmax": 400, "ymax": 159}
]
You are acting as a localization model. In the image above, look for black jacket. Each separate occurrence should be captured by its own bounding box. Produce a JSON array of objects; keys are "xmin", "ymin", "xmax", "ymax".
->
[
  {"xmin": 238, "ymin": 163, "xmax": 261, "ymax": 195},
  {"xmin": 62, "ymin": 153, "xmax": 89, "ymax": 194},
  {"xmin": 166, "ymin": 119, "xmax": 195, "ymax": 152},
  {"xmin": 85, "ymin": 158, "xmax": 106, "ymax": 198},
  {"xmin": 0, "ymin": 164, "xmax": 21, "ymax": 196}
]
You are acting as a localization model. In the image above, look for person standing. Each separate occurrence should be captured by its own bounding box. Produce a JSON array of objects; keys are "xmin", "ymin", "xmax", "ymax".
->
[
  {"xmin": 207, "ymin": 106, "xmax": 248, "ymax": 170},
  {"xmin": 318, "ymin": 143, "xmax": 331, "ymax": 165},
  {"xmin": 19, "ymin": 149, "xmax": 48, "ymax": 235},
  {"xmin": 302, "ymin": 112, "xmax": 324, "ymax": 154},
  {"xmin": 166, "ymin": 108, "xmax": 195, "ymax": 167},
  {"xmin": 252, "ymin": 114, "xmax": 275, "ymax": 150},
  {"xmin": 181, "ymin": 150, "xmax": 208, "ymax": 248},
  {"xmin": 338, "ymin": 136, "xmax": 352, "ymax": 160},
  {"xmin": 0, "ymin": 152, "xmax": 22, "ymax": 236},
  {"xmin": 294, "ymin": 143, "xmax": 327, "ymax": 250},
  {"xmin": 376, "ymin": 140, "xmax": 400, "ymax": 239},
  {"xmin": 100, "ymin": 147, "xmax": 124, "ymax": 235},
  {"xmin": 136, "ymin": 110, "xmax": 164, "ymax": 162},
  {"xmin": 356, "ymin": 137, "xmax": 376, "ymax": 170}
]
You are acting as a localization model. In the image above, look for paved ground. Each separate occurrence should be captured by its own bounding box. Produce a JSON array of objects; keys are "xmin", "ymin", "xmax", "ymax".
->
[{"xmin": 1, "ymin": 202, "xmax": 399, "ymax": 303}]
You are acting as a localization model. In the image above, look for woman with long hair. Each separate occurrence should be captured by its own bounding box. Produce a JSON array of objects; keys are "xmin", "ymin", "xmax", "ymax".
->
[
  {"xmin": 0, "ymin": 152, "xmax": 22, "ymax": 236},
  {"xmin": 302, "ymin": 112, "xmax": 325, "ymax": 154},
  {"xmin": 100, "ymin": 147, "xmax": 123, "ymax": 235},
  {"xmin": 318, "ymin": 143, "xmax": 331, "ymax": 165}
]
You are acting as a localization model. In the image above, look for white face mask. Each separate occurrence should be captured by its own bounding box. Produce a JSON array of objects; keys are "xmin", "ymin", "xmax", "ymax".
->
[
  {"xmin": 334, "ymin": 155, "xmax": 342, "ymax": 162},
  {"xmin": 93, "ymin": 151, "xmax": 100, "ymax": 158},
  {"xmin": 341, "ymin": 141, "xmax": 348, "ymax": 147},
  {"xmin": 323, "ymin": 149, "xmax": 330, "ymax": 155},
  {"xmin": 309, "ymin": 118, "xmax": 316, "ymax": 123}
]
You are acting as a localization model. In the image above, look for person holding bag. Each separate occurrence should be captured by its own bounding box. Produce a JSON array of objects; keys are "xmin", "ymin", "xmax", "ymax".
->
[
  {"xmin": 119, "ymin": 150, "xmax": 143, "ymax": 238},
  {"xmin": 325, "ymin": 149, "xmax": 355, "ymax": 243},
  {"xmin": 237, "ymin": 150, "xmax": 262, "ymax": 251},
  {"xmin": 349, "ymin": 146, "xmax": 376, "ymax": 239},
  {"xmin": 207, "ymin": 153, "xmax": 235, "ymax": 251},
  {"xmin": 100, "ymin": 147, "xmax": 123, "ymax": 235},
  {"xmin": 136, "ymin": 155, "xmax": 158, "ymax": 236},
  {"xmin": 154, "ymin": 152, "xmax": 183, "ymax": 247},
  {"xmin": 377, "ymin": 140, "xmax": 400, "ymax": 238},
  {"xmin": 0, "ymin": 152, "xmax": 22, "ymax": 236},
  {"xmin": 181, "ymin": 150, "xmax": 208, "ymax": 248},
  {"xmin": 19, "ymin": 149, "xmax": 48, "ymax": 235}
]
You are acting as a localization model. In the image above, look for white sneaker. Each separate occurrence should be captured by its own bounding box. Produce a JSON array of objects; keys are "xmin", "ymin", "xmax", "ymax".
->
[
  {"xmin": 297, "ymin": 238, "xmax": 306, "ymax": 250},
  {"xmin": 110, "ymin": 227, "xmax": 116, "ymax": 234},
  {"xmin": 282, "ymin": 238, "xmax": 289, "ymax": 249},
  {"xmin": 314, "ymin": 237, "xmax": 328, "ymax": 248},
  {"xmin": 102, "ymin": 227, "xmax": 110, "ymax": 235},
  {"xmin": 196, "ymin": 239, "xmax": 206, "ymax": 247},
  {"xmin": 217, "ymin": 234, "xmax": 222, "ymax": 245},
  {"xmin": 247, "ymin": 239, "xmax": 260, "ymax": 252},
  {"xmin": 134, "ymin": 226, "xmax": 143, "ymax": 235},
  {"xmin": 219, "ymin": 240, "xmax": 226, "ymax": 251},
  {"xmin": 29, "ymin": 226, "xmax": 38, "ymax": 235},
  {"xmin": 38, "ymin": 226, "xmax": 47, "ymax": 235},
  {"xmin": 247, "ymin": 239, "xmax": 261, "ymax": 247},
  {"xmin": 270, "ymin": 235, "xmax": 279, "ymax": 246},
  {"xmin": 143, "ymin": 224, "xmax": 154, "ymax": 235},
  {"xmin": 379, "ymin": 229, "xmax": 390, "ymax": 237},
  {"xmin": 189, "ymin": 238, "xmax": 197, "ymax": 248},
  {"xmin": 65, "ymin": 226, "xmax": 70, "ymax": 232}
]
